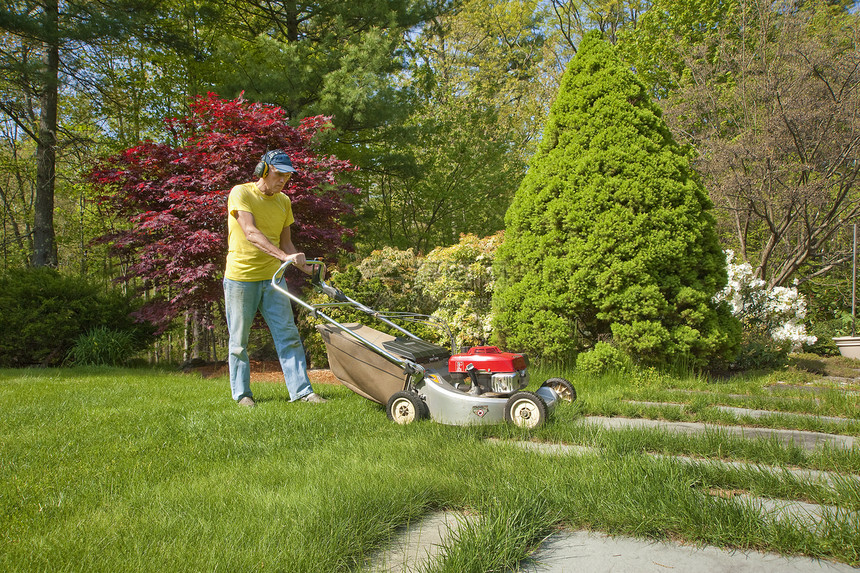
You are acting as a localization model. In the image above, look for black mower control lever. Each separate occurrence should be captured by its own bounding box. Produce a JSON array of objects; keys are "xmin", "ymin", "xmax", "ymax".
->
[
  {"xmin": 465, "ymin": 363, "xmax": 483, "ymax": 395},
  {"xmin": 297, "ymin": 259, "xmax": 347, "ymax": 302},
  {"xmin": 320, "ymin": 283, "xmax": 348, "ymax": 302},
  {"xmin": 311, "ymin": 262, "xmax": 324, "ymax": 285}
]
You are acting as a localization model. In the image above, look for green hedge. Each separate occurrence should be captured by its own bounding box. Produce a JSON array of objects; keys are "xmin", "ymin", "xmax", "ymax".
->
[{"xmin": 0, "ymin": 268, "xmax": 153, "ymax": 367}]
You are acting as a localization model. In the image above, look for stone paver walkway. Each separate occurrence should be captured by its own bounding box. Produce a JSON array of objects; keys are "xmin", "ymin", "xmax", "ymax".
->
[
  {"xmin": 518, "ymin": 530, "xmax": 858, "ymax": 572},
  {"xmin": 582, "ymin": 415, "xmax": 856, "ymax": 450},
  {"xmin": 367, "ymin": 395, "xmax": 859, "ymax": 572},
  {"xmin": 486, "ymin": 438, "xmax": 860, "ymax": 488},
  {"xmin": 624, "ymin": 401, "xmax": 856, "ymax": 426}
]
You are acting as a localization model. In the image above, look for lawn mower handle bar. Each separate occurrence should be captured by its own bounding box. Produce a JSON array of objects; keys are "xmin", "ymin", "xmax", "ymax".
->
[
  {"xmin": 270, "ymin": 259, "xmax": 427, "ymax": 382},
  {"xmin": 274, "ymin": 259, "xmax": 422, "ymax": 341},
  {"xmin": 275, "ymin": 260, "xmax": 456, "ymax": 351}
]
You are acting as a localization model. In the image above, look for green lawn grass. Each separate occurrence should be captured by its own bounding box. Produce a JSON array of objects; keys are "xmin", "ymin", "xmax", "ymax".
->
[{"xmin": 1, "ymin": 365, "xmax": 858, "ymax": 571}]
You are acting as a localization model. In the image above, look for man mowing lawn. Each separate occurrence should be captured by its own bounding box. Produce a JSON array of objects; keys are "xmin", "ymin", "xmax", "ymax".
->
[{"xmin": 224, "ymin": 149, "xmax": 327, "ymax": 407}]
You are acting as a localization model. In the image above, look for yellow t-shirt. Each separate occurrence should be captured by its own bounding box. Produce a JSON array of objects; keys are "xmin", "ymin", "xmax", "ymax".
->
[{"xmin": 225, "ymin": 182, "xmax": 295, "ymax": 281}]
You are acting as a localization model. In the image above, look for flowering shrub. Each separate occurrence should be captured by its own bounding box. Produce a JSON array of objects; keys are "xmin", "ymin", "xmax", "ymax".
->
[
  {"xmin": 415, "ymin": 233, "xmax": 503, "ymax": 349},
  {"xmin": 298, "ymin": 234, "xmax": 503, "ymax": 364},
  {"xmin": 715, "ymin": 251, "xmax": 816, "ymax": 363},
  {"xmin": 296, "ymin": 248, "xmax": 435, "ymax": 367},
  {"xmin": 354, "ymin": 247, "xmax": 430, "ymax": 314}
]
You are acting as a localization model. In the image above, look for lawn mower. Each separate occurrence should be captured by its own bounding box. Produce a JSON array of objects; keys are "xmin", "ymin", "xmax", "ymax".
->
[{"xmin": 271, "ymin": 260, "xmax": 576, "ymax": 428}]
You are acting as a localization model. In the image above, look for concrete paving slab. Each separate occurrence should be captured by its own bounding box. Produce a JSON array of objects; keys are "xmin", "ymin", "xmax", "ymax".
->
[
  {"xmin": 517, "ymin": 530, "xmax": 858, "ymax": 572},
  {"xmin": 487, "ymin": 438, "xmax": 860, "ymax": 489},
  {"xmin": 656, "ymin": 456, "xmax": 860, "ymax": 490},
  {"xmin": 736, "ymin": 495, "xmax": 858, "ymax": 529},
  {"xmin": 582, "ymin": 416, "xmax": 856, "ymax": 451},
  {"xmin": 625, "ymin": 400, "xmax": 687, "ymax": 409},
  {"xmin": 366, "ymin": 485, "xmax": 857, "ymax": 573},
  {"xmin": 767, "ymin": 383, "xmax": 860, "ymax": 397},
  {"xmin": 486, "ymin": 438, "xmax": 596, "ymax": 457},
  {"xmin": 716, "ymin": 406, "xmax": 856, "ymax": 426},
  {"xmin": 672, "ymin": 389, "xmax": 811, "ymax": 401},
  {"xmin": 624, "ymin": 401, "xmax": 856, "ymax": 426},
  {"xmin": 366, "ymin": 511, "xmax": 466, "ymax": 573}
]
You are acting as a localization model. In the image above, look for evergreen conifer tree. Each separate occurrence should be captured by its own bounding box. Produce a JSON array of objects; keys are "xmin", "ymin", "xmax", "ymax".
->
[{"xmin": 492, "ymin": 31, "xmax": 739, "ymax": 367}]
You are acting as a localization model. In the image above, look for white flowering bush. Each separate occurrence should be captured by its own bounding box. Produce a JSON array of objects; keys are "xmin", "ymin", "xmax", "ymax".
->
[
  {"xmin": 715, "ymin": 251, "xmax": 816, "ymax": 360},
  {"xmin": 415, "ymin": 233, "xmax": 503, "ymax": 349}
]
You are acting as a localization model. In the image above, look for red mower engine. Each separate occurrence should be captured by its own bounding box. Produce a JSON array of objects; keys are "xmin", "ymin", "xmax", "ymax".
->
[{"xmin": 448, "ymin": 346, "xmax": 529, "ymax": 394}]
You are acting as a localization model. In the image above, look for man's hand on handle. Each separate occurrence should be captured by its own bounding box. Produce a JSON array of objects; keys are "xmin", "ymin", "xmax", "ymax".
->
[{"xmin": 286, "ymin": 252, "xmax": 313, "ymax": 275}]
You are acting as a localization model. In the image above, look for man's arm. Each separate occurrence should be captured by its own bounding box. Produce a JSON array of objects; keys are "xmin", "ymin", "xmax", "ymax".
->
[
  {"xmin": 280, "ymin": 224, "xmax": 313, "ymax": 274},
  {"xmin": 234, "ymin": 210, "xmax": 309, "ymax": 272}
]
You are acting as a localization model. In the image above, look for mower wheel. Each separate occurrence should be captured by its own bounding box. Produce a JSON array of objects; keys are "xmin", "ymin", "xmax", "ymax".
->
[
  {"xmin": 386, "ymin": 391, "xmax": 426, "ymax": 425},
  {"xmin": 541, "ymin": 377, "xmax": 577, "ymax": 402},
  {"xmin": 504, "ymin": 391, "xmax": 547, "ymax": 429}
]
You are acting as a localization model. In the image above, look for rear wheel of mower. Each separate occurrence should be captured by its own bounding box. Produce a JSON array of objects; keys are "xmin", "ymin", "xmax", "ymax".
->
[
  {"xmin": 541, "ymin": 377, "xmax": 577, "ymax": 402},
  {"xmin": 386, "ymin": 391, "xmax": 426, "ymax": 425},
  {"xmin": 504, "ymin": 392, "xmax": 547, "ymax": 429}
]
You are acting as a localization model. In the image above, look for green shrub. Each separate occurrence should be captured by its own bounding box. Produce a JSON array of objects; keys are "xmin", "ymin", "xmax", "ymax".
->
[
  {"xmin": 0, "ymin": 267, "xmax": 153, "ymax": 367},
  {"xmin": 804, "ymin": 316, "xmax": 846, "ymax": 357},
  {"xmin": 576, "ymin": 342, "xmax": 631, "ymax": 375},
  {"xmin": 729, "ymin": 339, "xmax": 790, "ymax": 371},
  {"xmin": 415, "ymin": 233, "xmax": 502, "ymax": 349},
  {"xmin": 67, "ymin": 327, "xmax": 137, "ymax": 366},
  {"xmin": 493, "ymin": 31, "xmax": 739, "ymax": 367}
]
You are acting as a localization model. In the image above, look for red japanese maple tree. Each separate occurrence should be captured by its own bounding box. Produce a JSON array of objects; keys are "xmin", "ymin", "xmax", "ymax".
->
[{"xmin": 88, "ymin": 93, "xmax": 358, "ymax": 331}]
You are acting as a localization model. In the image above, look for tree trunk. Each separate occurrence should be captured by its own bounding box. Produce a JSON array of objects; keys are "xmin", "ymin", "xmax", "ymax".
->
[
  {"xmin": 33, "ymin": 0, "xmax": 59, "ymax": 268},
  {"xmin": 183, "ymin": 310, "xmax": 192, "ymax": 363},
  {"xmin": 192, "ymin": 310, "xmax": 204, "ymax": 360},
  {"xmin": 285, "ymin": 1, "xmax": 299, "ymax": 43}
]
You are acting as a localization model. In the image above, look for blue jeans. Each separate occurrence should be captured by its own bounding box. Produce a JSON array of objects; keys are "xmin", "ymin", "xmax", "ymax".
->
[{"xmin": 224, "ymin": 278, "xmax": 313, "ymax": 402}]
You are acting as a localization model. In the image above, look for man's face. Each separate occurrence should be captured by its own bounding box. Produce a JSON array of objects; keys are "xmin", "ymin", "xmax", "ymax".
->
[{"xmin": 262, "ymin": 169, "xmax": 292, "ymax": 194}]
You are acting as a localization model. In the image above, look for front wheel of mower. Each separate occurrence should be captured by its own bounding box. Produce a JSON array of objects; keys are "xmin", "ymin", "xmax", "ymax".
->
[
  {"xmin": 541, "ymin": 377, "xmax": 577, "ymax": 402},
  {"xmin": 505, "ymin": 391, "xmax": 547, "ymax": 429},
  {"xmin": 386, "ymin": 391, "xmax": 426, "ymax": 425}
]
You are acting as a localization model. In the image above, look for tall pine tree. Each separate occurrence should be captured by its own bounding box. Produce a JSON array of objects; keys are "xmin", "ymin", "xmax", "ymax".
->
[
  {"xmin": 492, "ymin": 32, "xmax": 739, "ymax": 367},
  {"xmin": 0, "ymin": 0, "xmax": 179, "ymax": 267}
]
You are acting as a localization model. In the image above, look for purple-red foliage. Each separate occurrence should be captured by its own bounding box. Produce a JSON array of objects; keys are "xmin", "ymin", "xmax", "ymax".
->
[{"xmin": 87, "ymin": 93, "xmax": 359, "ymax": 331}]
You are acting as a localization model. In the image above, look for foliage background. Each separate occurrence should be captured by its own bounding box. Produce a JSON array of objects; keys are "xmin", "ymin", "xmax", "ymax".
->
[{"xmin": 1, "ymin": 0, "xmax": 856, "ymax": 366}]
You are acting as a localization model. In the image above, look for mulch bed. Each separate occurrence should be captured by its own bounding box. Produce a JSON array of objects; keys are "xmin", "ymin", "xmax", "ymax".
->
[{"xmin": 185, "ymin": 360, "xmax": 340, "ymax": 385}]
